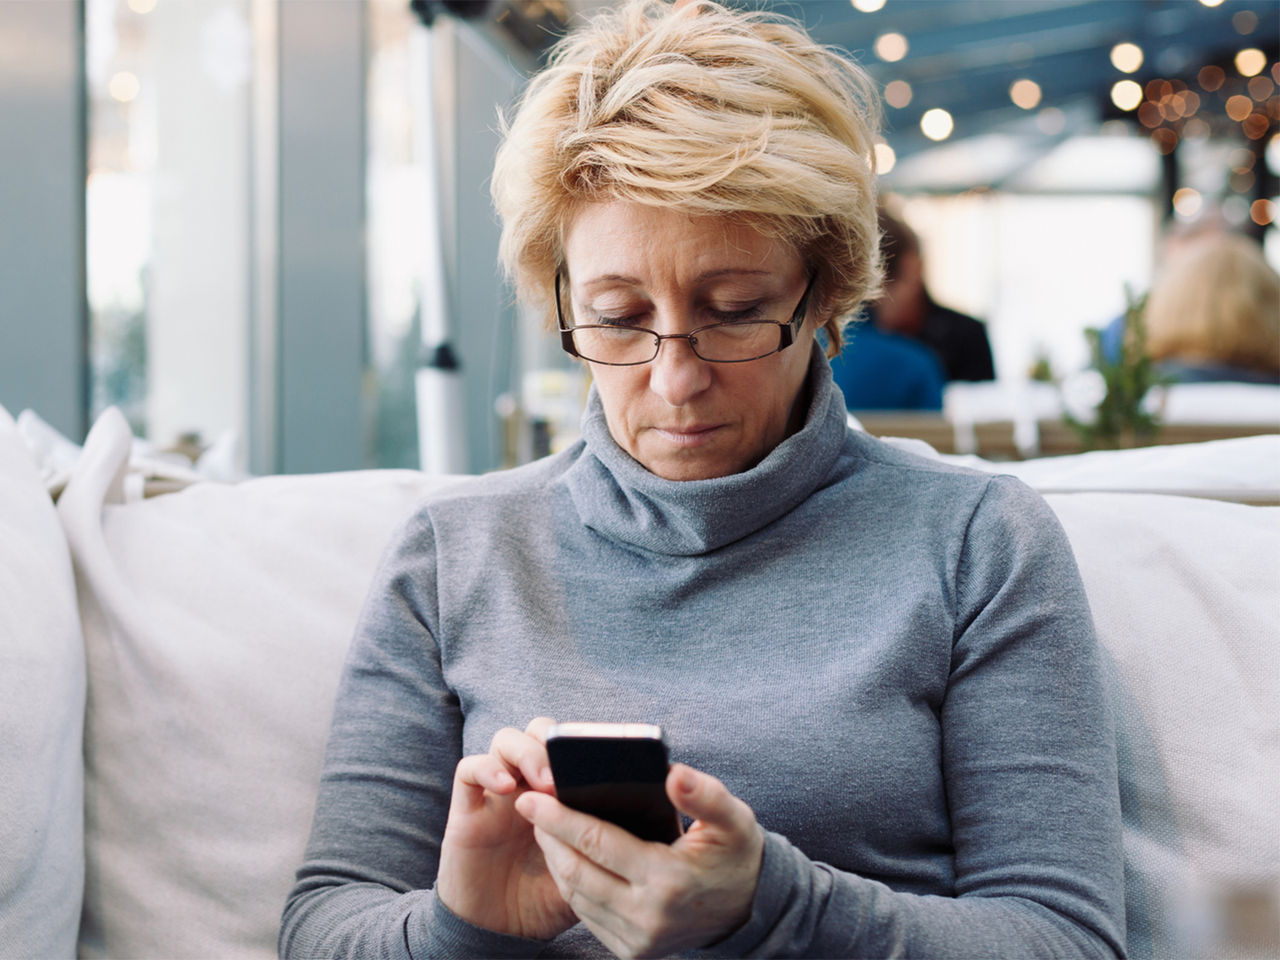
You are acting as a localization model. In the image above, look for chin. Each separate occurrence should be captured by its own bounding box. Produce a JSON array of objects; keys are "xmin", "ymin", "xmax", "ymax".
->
[{"xmin": 641, "ymin": 451, "xmax": 751, "ymax": 482}]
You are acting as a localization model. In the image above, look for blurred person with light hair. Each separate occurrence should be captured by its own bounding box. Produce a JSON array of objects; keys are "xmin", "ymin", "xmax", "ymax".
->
[
  {"xmin": 281, "ymin": 2, "xmax": 1124, "ymax": 958},
  {"xmin": 1143, "ymin": 232, "xmax": 1280, "ymax": 385}
]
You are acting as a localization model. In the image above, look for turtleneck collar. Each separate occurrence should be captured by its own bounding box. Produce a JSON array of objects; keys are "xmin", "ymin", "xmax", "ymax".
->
[{"xmin": 564, "ymin": 342, "xmax": 850, "ymax": 556}]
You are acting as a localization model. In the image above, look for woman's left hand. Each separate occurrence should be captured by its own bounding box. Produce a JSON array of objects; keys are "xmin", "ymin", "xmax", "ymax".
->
[{"xmin": 513, "ymin": 763, "xmax": 764, "ymax": 959}]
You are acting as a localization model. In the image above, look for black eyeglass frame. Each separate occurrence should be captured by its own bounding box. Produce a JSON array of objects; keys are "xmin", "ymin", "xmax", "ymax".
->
[{"xmin": 554, "ymin": 272, "xmax": 816, "ymax": 366}]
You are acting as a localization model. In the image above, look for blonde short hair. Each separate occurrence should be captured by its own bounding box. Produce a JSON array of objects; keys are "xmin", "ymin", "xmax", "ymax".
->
[
  {"xmin": 490, "ymin": 0, "xmax": 883, "ymax": 356},
  {"xmin": 1145, "ymin": 233, "xmax": 1280, "ymax": 375}
]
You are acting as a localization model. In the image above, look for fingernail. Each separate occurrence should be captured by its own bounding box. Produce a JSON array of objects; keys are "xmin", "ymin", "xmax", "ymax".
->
[
  {"xmin": 514, "ymin": 793, "xmax": 535, "ymax": 817},
  {"xmin": 496, "ymin": 770, "xmax": 515, "ymax": 788},
  {"xmin": 541, "ymin": 766, "xmax": 554, "ymax": 787}
]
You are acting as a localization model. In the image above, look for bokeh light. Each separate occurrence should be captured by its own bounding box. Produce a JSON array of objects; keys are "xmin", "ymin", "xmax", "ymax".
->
[
  {"xmin": 1172, "ymin": 188, "xmax": 1203, "ymax": 219},
  {"xmin": 1110, "ymin": 43, "xmax": 1144, "ymax": 74},
  {"xmin": 851, "ymin": 0, "xmax": 886, "ymax": 11},
  {"xmin": 1235, "ymin": 48, "xmax": 1266, "ymax": 77},
  {"xmin": 1111, "ymin": 80, "xmax": 1143, "ymax": 111},
  {"xmin": 875, "ymin": 32, "xmax": 909, "ymax": 63},
  {"xmin": 1138, "ymin": 102, "xmax": 1162, "ymax": 128},
  {"xmin": 1197, "ymin": 0, "xmax": 1224, "ymax": 7},
  {"xmin": 1242, "ymin": 113, "xmax": 1269, "ymax": 140},
  {"xmin": 1250, "ymin": 199, "xmax": 1275, "ymax": 226},
  {"xmin": 1036, "ymin": 107, "xmax": 1066, "ymax": 135},
  {"xmin": 920, "ymin": 108, "xmax": 954, "ymax": 141},
  {"xmin": 108, "ymin": 71, "xmax": 140, "ymax": 103},
  {"xmin": 1198, "ymin": 65, "xmax": 1225, "ymax": 91},
  {"xmin": 874, "ymin": 142, "xmax": 896, "ymax": 174},
  {"xmin": 1151, "ymin": 128, "xmax": 1178, "ymax": 155},
  {"xmin": 1009, "ymin": 79, "xmax": 1042, "ymax": 110},
  {"xmin": 1232, "ymin": 10, "xmax": 1258, "ymax": 34},
  {"xmin": 1226, "ymin": 94, "xmax": 1254, "ymax": 122},
  {"xmin": 1248, "ymin": 76, "xmax": 1275, "ymax": 101},
  {"xmin": 126, "ymin": 0, "xmax": 157, "ymax": 12},
  {"xmin": 1183, "ymin": 117, "xmax": 1211, "ymax": 139},
  {"xmin": 884, "ymin": 80, "xmax": 913, "ymax": 109}
]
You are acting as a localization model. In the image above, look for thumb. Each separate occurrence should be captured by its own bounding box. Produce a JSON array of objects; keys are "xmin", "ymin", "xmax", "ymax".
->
[{"xmin": 666, "ymin": 763, "xmax": 751, "ymax": 836}]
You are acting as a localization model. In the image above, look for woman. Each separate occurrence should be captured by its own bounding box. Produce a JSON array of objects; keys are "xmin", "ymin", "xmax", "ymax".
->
[
  {"xmin": 1144, "ymin": 231, "xmax": 1280, "ymax": 385},
  {"xmin": 280, "ymin": 2, "xmax": 1124, "ymax": 957}
]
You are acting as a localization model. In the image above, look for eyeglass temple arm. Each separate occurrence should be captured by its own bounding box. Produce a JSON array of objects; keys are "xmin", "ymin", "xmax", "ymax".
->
[{"xmin": 555, "ymin": 273, "xmax": 582, "ymax": 358}]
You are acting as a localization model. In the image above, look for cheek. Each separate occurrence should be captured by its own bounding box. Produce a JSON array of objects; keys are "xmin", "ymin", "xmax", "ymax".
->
[{"xmin": 591, "ymin": 368, "xmax": 643, "ymax": 431}]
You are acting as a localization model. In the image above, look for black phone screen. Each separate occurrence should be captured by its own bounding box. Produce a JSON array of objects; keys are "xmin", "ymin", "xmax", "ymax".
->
[{"xmin": 546, "ymin": 726, "xmax": 682, "ymax": 844}]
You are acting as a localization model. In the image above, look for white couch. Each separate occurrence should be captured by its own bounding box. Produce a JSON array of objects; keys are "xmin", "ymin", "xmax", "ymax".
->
[{"xmin": 2, "ymin": 403, "xmax": 1277, "ymax": 960}]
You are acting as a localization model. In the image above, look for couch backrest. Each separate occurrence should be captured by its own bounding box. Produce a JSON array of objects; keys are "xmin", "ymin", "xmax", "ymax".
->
[
  {"xmin": 5, "ymin": 404, "xmax": 1278, "ymax": 959},
  {"xmin": 0, "ymin": 407, "xmax": 85, "ymax": 959}
]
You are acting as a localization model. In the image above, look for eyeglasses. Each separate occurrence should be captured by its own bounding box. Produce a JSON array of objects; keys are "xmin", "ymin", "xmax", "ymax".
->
[{"xmin": 555, "ymin": 272, "xmax": 815, "ymax": 366}]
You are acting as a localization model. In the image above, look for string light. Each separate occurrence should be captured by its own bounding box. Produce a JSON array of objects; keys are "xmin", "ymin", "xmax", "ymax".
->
[
  {"xmin": 1110, "ymin": 43, "xmax": 1144, "ymax": 74},
  {"xmin": 1111, "ymin": 80, "xmax": 1143, "ymax": 111},
  {"xmin": 1235, "ymin": 48, "xmax": 1266, "ymax": 77},
  {"xmin": 1172, "ymin": 188, "xmax": 1203, "ymax": 219},
  {"xmin": 1249, "ymin": 76, "xmax": 1275, "ymax": 101},
  {"xmin": 1226, "ymin": 94, "xmax": 1253, "ymax": 122},
  {"xmin": 874, "ymin": 142, "xmax": 896, "ymax": 174},
  {"xmin": 884, "ymin": 80, "xmax": 913, "ymax": 109},
  {"xmin": 920, "ymin": 108, "xmax": 953, "ymax": 141},
  {"xmin": 1036, "ymin": 107, "xmax": 1066, "ymax": 135},
  {"xmin": 1009, "ymin": 79, "xmax": 1042, "ymax": 110},
  {"xmin": 109, "ymin": 72, "xmax": 140, "ymax": 103},
  {"xmin": 874, "ymin": 32, "xmax": 908, "ymax": 63},
  {"xmin": 1232, "ymin": 10, "xmax": 1258, "ymax": 34},
  {"xmin": 1198, "ymin": 65, "xmax": 1225, "ymax": 91}
]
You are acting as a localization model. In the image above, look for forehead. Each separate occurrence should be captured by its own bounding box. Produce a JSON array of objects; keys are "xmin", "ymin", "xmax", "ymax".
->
[{"xmin": 562, "ymin": 201, "xmax": 798, "ymax": 286}]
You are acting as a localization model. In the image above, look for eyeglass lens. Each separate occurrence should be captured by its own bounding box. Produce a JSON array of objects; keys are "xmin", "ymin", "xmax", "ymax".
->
[{"xmin": 568, "ymin": 323, "xmax": 785, "ymax": 364}]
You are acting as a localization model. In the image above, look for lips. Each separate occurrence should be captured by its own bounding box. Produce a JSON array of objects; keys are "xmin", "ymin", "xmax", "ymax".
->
[{"xmin": 649, "ymin": 424, "xmax": 722, "ymax": 447}]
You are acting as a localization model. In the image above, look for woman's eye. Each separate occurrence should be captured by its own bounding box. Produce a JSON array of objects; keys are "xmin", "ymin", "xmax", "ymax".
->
[
  {"xmin": 708, "ymin": 304, "xmax": 763, "ymax": 323},
  {"xmin": 596, "ymin": 312, "xmax": 647, "ymax": 327}
]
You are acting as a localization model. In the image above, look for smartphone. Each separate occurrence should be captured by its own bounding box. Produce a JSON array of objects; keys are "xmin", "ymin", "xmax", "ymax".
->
[{"xmin": 544, "ymin": 722, "xmax": 683, "ymax": 844}]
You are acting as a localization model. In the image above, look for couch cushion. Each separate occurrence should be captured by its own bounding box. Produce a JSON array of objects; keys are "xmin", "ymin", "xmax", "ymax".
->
[
  {"xmin": 58, "ymin": 407, "xmax": 456, "ymax": 959},
  {"xmin": 1046, "ymin": 492, "xmax": 1280, "ymax": 959},
  {"xmin": 0, "ymin": 405, "xmax": 85, "ymax": 958}
]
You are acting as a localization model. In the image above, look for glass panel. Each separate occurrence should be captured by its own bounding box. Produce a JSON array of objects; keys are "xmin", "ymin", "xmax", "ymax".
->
[
  {"xmin": 366, "ymin": 0, "xmax": 434, "ymax": 469},
  {"xmin": 85, "ymin": 0, "xmax": 255, "ymax": 473}
]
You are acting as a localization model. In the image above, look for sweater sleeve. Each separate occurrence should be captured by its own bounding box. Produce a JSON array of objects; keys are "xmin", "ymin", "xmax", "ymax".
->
[
  {"xmin": 277, "ymin": 510, "xmax": 548, "ymax": 959},
  {"xmin": 703, "ymin": 476, "xmax": 1126, "ymax": 959}
]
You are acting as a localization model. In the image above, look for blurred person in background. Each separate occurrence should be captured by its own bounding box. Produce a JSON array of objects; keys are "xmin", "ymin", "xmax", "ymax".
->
[
  {"xmin": 858, "ymin": 206, "xmax": 996, "ymax": 383},
  {"xmin": 1143, "ymin": 232, "xmax": 1280, "ymax": 385},
  {"xmin": 1096, "ymin": 214, "xmax": 1228, "ymax": 367},
  {"xmin": 829, "ymin": 316, "xmax": 945, "ymax": 410}
]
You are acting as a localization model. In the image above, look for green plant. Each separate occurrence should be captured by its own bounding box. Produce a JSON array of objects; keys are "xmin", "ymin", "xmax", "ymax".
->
[{"xmin": 1063, "ymin": 291, "xmax": 1169, "ymax": 450}]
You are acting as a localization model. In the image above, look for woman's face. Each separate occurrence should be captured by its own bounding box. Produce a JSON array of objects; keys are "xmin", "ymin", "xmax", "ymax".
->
[{"xmin": 562, "ymin": 201, "xmax": 817, "ymax": 481}]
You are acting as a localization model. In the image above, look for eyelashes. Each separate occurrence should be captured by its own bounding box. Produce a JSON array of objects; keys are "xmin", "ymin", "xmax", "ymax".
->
[{"xmin": 594, "ymin": 304, "xmax": 765, "ymax": 326}]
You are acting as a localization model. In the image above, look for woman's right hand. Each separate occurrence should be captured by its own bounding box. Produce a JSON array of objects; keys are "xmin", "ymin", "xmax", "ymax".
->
[{"xmin": 434, "ymin": 717, "xmax": 578, "ymax": 941}]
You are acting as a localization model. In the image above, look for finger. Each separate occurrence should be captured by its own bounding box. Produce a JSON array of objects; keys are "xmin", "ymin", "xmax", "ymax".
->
[
  {"xmin": 488, "ymin": 725, "xmax": 555, "ymax": 792},
  {"xmin": 517, "ymin": 790, "xmax": 652, "ymax": 879},
  {"xmin": 533, "ymin": 823, "xmax": 628, "ymax": 906},
  {"xmin": 525, "ymin": 716, "xmax": 557, "ymax": 742},
  {"xmin": 534, "ymin": 827, "xmax": 647, "ymax": 959},
  {"xmin": 450, "ymin": 754, "xmax": 524, "ymax": 815},
  {"xmin": 666, "ymin": 764, "xmax": 756, "ymax": 838}
]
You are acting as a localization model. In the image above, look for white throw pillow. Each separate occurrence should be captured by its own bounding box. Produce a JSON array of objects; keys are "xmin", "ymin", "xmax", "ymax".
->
[
  {"xmin": 1046, "ymin": 492, "xmax": 1280, "ymax": 959},
  {"xmin": 58, "ymin": 407, "xmax": 457, "ymax": 959},
  {"xmin": 0, "ymin": 406, "xmax": 85, "ymax": 959}
]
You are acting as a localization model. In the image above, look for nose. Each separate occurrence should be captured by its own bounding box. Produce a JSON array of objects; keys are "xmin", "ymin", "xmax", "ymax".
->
[{"xmin": 647, "ymin": 332, "xmax": 713, "ymax": 407}]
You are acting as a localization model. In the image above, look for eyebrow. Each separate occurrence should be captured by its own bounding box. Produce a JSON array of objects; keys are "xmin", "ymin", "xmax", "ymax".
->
[{"xmin": 576, "ymin": 267, "xmax": 774, "ymax": 289}]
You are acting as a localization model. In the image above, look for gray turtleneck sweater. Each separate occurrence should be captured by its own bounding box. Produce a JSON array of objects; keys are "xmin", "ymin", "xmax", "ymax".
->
[{"xmin": 280, "ymin": 348, "xmax": 1125, "ymax": 959}]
